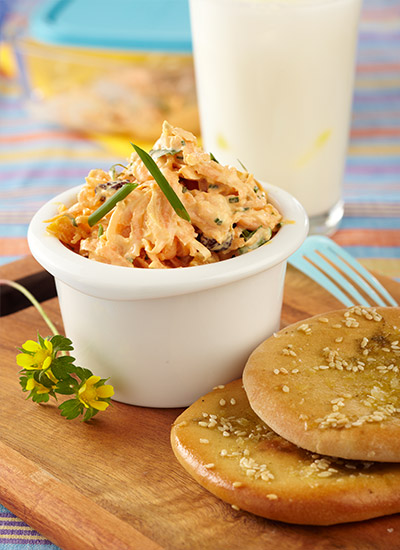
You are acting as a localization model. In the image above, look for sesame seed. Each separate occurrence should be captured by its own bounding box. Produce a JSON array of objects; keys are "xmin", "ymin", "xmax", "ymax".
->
[
  {"xmin": 317, "ymin": 471, "xmax": 333, "ymax": 477},
  {"xmin": 282, "ymin": 385, "xmax": 290, "ymax": 393},
  {"xmin": 200, "ymin": 438, "xmax": 209, "ymax": 444},
  {"xmin": 318, "ymin": 317, "xmax": 329, "ymax": 323},
  {"xmin": 361, "ymin": 337, "xmax": 369, "ymax": 348},
  {"xmin": 219, "ymin": 399, "xmax": 226, "ymax": 406},
  {"xmin": 205, "ymin": 463, "xmax": 215, "ymax": 469},
  {"xmin": 230, "ymin": 398, "xmax": 236, "ymax": 405},
  {"xmin": 231, "ymin": 504, "xmax": 240, "ymax": 511},
  {"xmin": 297, "ymin": 323, "xmax": 312, "ymax": 335},
  {"xmin": 266, "ymin": 494, "xmax": 278, "ymax": 500},
  {"xmin": 233, "ymin": 481, "xmax": 243, "ymax": 488}
]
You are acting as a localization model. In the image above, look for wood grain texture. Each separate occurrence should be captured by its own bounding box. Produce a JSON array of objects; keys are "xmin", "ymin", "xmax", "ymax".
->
[{"xmin": 1, "ymin": 258, "xmax": 400, "ymax": 550}]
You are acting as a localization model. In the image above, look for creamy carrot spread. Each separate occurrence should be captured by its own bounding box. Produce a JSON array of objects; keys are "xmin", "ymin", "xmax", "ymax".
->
[{"xmin": 47, "ymin": 122, "xmax": 282, "ymax": 268}]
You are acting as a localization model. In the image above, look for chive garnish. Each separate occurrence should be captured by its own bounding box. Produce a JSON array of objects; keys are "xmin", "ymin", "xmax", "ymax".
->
[
  {"xmin": 98, "ymin": 224, "xmax": 104, "ymax": 237},
  {"xmin": 108, "ymin": 163, "xmax": 127, "ymax": 179},
  {"xmin": 214, "ymin": 218, "xmax": 223, "ymax": 225},
  {"xmin": 149, "ymin": 147, "xmax": 183, "ymax": 160},
  {"xmin": 65, "ymin": 215, "xmax": 77, "ymax": 227},
  {"xmin": 131, "ymin": 143, "xmax": 191, "ymax": 222},
  {"xmin": 88, "ymin": 182, "xmax": 137, "ymax": 227},
  {"xmin": 237, "ymin": 159, "xmax": 248, "ymax": 171},
  {"xmin": 241, "ymin": 228, "xmax": 257, "ymax": 241},
  {"xmin": 229, "ymin": 196, "xmax": 239, "ymax": 203},
  {"xmin": 209, "ymin": 152, "xmax": 219, "ymax": 163}
]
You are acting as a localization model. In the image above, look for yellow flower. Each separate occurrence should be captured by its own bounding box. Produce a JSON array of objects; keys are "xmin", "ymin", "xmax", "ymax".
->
[
  {"xmin": 26, "ymin": 377, "xmax": 52, "ymax": 395},
  {"xmin": 16, "ymin": 339, "xmax": 53, "ymax": 370},
  {"xmin": 78, "ymin": 376, "xmax": 114, "ymax": 411}
]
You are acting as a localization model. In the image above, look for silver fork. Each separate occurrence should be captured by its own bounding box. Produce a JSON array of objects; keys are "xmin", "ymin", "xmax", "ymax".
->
[{"xmin": 288, "ymin": 235, "xmax": 398, "ymax": 307}]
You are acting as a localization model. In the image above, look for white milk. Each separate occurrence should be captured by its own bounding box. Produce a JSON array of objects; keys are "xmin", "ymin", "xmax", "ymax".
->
[{"xmin": 189, "ymin": 0, "xmax": 362, "ymax": 229}]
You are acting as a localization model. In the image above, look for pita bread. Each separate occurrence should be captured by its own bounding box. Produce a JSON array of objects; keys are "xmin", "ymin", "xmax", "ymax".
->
[
  {"xmin": 171, "ymin": 379, "xmax": 400, "ymax": 525},
  {"xmin": 243, "ymin": 307, "xmax": 400, "ymax": 462}
]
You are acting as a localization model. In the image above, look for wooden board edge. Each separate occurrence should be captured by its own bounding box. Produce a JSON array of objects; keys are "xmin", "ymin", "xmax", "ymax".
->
[{"xmin": 0, "ymin": 442, "xmax": 163, "ymax": 550}]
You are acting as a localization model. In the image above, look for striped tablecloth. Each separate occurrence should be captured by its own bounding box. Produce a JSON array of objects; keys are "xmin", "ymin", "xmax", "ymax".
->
[{"xmin": 1, "ymin": 0, "xmax": 400, "ymax": 547}]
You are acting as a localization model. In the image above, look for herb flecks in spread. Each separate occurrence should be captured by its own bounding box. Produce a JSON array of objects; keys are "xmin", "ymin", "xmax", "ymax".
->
[{"xmin": 47, "ymin": 122, "xmax": 282, "ymax": 268}]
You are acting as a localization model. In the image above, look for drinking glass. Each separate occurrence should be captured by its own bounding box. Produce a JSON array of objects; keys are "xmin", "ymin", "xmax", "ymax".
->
[{"xmin": 189, "ymin": 0, "xmax": 362, "ymax": 234}]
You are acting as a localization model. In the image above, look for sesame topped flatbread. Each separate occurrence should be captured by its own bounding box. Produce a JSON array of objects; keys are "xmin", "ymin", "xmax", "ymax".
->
[
  {"xmin": 170, "ymin": 379, "xmax": 400, "ymax": 525},
  {"xmin": 243, "ymin": 307, "xmax": 400, "ymax": 462}
]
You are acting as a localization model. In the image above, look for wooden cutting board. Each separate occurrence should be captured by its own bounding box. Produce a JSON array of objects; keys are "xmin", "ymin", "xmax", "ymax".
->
[{"xmin": 1, "ymin": 256, "xmax": 400, "ymax": 550}]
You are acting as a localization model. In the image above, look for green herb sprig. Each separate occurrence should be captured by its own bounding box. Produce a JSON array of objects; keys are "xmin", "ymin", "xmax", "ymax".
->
[
  {"xmin": 209, "ymin": 152, "xmax": 219, "ymax": 163},
  {"xmin": 132, "ymin": 143, "xmax": 191, "ymax": 222},
  {"xmin": 88, "ymin": 182, "xmax": 137, "ymax": 227},
  {"xmin": 149, "ymin": 146, "xmax": 183, "ymax": 160},
  {"xmin": 108, "ymin": 163, "xmax": 128, "ymax": 179}
]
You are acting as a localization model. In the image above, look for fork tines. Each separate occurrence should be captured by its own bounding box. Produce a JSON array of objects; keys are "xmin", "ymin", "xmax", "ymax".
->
[{"xmin": 288, "ymin": 236, "xmax": 398, "ymax": 308}]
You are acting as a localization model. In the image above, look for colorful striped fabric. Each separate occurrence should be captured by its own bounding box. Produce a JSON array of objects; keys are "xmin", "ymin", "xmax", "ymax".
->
[
  {"xmin": 0, "ymin": 0, "xmax": 399, "ymax": 547},
  {"xmin": 0, "ymin": 504, "xmax": 58, "ymax": 548},
  {"xmin": 337, "ymin": 0, "xmax": 400, "ymax": 279}
]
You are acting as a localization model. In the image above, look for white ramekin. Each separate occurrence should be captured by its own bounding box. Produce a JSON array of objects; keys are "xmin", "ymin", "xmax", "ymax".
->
[{"xmin": 28, "ymin": 182, "xmax": 308, "ymax": 407}]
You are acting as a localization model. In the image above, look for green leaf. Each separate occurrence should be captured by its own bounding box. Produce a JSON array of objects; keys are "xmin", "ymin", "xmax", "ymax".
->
[
  {"xmin": 55, "ymin": 378, "xmax": 77, "ymax": 395},
  {"xmin": 32, "ymin": 392, "xmax": 50, "ymax": 404},
  {"xmin": 50, "ymin": 334, "xmax": 74, "ymax": 353},
  {"xmin": 50, "ymin": 357, "xmax": 75, "ymax": 379},
  {"xmin": 237, "ymin": 158, "xmax": 248, "ymax": 172},
  {"xmin": 88, "ymin": 182, "xmax": 138, "ymax": 227},
  {"xmin": 71, "ymin": 365, "xmax": 93, "ymax": 382},
  {"xmin": 131, "ymin": 143, "xmax": 191, "ymax": 222},
  {"xmin": 83, "ymin": 407, "xmax": 99, "ymax": 422},
  {"xmin": 59, "ymin": 399, "xmax": 84, "ymax": 420},
  {"xmin": 149, "ymin": 147, "xmax": 183, "ymax": 160},
  {"xmin": 38, "ymin": 371, "xmax": 55, "ymax": 388},
  {"xmin": 19, "ymin": 375, "xmax": 29, "ymax": 392},
  {"xmin": 37, "ymin": 333, "xmax": 46, "ymax": 347},
  {"xmin": 53, "ymin": 355, "xmax": 75, "ymax": 365}
]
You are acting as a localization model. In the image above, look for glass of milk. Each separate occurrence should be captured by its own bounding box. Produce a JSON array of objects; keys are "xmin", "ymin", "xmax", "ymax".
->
[{"xmin": 189, "ymin": 0, "xmax": 362, "ymax": 235}]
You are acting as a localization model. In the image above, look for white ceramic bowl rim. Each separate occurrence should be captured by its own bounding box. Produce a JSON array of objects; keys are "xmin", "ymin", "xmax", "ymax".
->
[{"xmin": 28, "ymin": 182, "xmax": 308, "ymax": 301}]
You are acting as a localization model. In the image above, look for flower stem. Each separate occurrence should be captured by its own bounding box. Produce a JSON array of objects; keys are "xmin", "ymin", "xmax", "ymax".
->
[{"xmin": 0, "ymin": 279, "xmax": 59, "ymax": 336}]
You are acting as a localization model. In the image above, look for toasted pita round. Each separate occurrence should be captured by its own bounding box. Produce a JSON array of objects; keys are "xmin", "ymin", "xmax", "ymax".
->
[
  {"xmin": 171, "ymin": 379, "xmax": 400, "ymax": 525},
  {"xmin": 243, "ymin": 306, "xmax": 400, "ymax": 462}
]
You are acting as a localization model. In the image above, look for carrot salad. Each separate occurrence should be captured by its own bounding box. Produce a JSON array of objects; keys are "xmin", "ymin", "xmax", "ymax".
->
[{"xmin": 47, "ymin": 122, "xmax": 282, "ymax": 268}]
